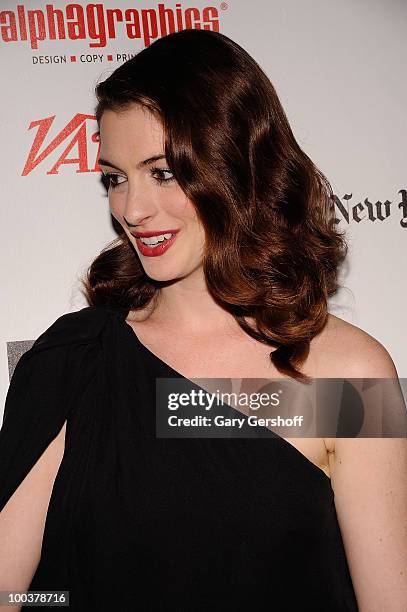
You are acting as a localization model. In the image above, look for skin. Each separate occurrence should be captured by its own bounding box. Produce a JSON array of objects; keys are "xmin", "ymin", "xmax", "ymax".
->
[
  {"xmin": 98, "ymin": 104, "xmax": 407, "ymax": 610},
  {"xmin": 99, "ymin": 105, "xmax": 207, "ymax": 291}
]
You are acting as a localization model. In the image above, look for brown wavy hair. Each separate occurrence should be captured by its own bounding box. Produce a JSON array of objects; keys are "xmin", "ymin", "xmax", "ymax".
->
[{"xmin": 81, "ymin": 28, "xmax": 348, "ymax": 382}]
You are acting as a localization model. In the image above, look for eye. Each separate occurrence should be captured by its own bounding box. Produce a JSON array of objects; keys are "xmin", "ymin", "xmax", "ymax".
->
[
  {"xmin": 101, "ymin": 172, "xmax": 126, "ymax": 190},
  {"xmin": 150, "ymin": 167, "xmax": 175, "ymax": 184}
]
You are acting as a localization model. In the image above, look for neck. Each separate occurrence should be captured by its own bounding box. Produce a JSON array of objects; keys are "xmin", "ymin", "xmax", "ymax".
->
[{"xmin": 148, "ymin": 270, "xmax": 240, "ymax": 335}]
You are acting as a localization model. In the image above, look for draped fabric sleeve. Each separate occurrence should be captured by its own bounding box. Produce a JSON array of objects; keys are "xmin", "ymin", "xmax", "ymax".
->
[{"xmin": 0, "ymin": 306, "xmax": 111, "ymax": 514}]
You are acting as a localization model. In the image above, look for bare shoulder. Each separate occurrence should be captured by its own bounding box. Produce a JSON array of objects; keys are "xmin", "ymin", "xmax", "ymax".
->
[
  {"xmin": 312, "ymin": 313, "xmax": 398, "ymax": 379},
  {"xmin": 315, "ymin": 314, "xmax": 400, "ymax": 455}
]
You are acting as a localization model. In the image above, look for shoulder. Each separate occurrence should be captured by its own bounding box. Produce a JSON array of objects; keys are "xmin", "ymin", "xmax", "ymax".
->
[
  {"xmin": 4, "ymin": 305, "xmax": 119, "ymax": 423},
  {"xmin": 8, "ymin": 305, "xmax": 119, "ymax": 386},
  {"xmin": 26, "ymin": 305, "xmax": 120, "ymax": 357},
  {"xmin": 317, "ymin": 314, "xmax": 402, "ymax": 453},
  {"xmin": 310, "ymin": 313, "xmax": 399, "ymax": 455},
  {"xmin": 311, "ymin": 313, "xmax": 398, "ymax": 379}
]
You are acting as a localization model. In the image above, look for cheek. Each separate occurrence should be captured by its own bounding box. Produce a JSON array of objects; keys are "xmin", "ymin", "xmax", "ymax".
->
[{"xmin": 165, "ymin": 193, "xmax": 198, "ymax": 222}]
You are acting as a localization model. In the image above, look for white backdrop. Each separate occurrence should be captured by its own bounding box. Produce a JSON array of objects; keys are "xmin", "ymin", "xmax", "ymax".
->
[{"xmin": 1, "ymin": 0, "xmax": 406, "ymax": 416}]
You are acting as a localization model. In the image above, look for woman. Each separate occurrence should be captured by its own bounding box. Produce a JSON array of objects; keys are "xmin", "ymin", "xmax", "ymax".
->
[{"xmin": 1, "ymin": 29, "xmax": 406, "ymax": 611}]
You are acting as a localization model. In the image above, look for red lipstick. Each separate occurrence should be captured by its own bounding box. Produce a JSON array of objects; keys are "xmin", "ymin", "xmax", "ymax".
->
[{"xmin": 130, "ymin": 228, "xmax": 180, "ymax": 257}]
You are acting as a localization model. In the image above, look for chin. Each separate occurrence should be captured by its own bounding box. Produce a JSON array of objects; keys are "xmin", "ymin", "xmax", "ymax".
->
[
  {"xmin": 143, "ymin": 262, "xmax": 201, "ymax": 284},
  {"xmin": 142, "ymin": 265, "xmax": 184, "ymax": 283}
]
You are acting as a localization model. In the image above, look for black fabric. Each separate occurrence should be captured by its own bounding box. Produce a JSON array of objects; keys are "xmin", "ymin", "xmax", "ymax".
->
[{"xmin": 0, "ymin": 306, "xmax": 359, "ymax": 610}]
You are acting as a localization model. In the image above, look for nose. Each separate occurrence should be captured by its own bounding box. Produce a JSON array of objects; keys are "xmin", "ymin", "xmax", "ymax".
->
[
  {"xmin": 123, "ymin": 214, "xmax": 150, "ymax": 228},
  {"xmin": 122, "ymin": 182, "xmax": 157, "ymax": 228}
]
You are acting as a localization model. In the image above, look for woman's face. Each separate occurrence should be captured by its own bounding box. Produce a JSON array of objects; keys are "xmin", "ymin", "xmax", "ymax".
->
[{"xmin": 98, "ymin": 104, "xmax": 206, "ymax": 282}]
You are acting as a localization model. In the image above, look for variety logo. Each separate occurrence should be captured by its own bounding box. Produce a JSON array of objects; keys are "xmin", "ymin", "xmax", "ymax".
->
[
  {"xmin": 0, "ymin": 3, "xmax": 221, "ymax": 50},
  {"xmin": 21, "ymin": 113, "xmax": 407, "ymax": 228},
  {"xmin": 22, "ymin": 114, "xmax": 100, "ymax": 175}
]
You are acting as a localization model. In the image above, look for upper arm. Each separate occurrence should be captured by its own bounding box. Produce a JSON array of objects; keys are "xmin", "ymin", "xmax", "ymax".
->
[
  {"xmin": 0, "ymin": 421, "xmax": 67, "ymax": 596},
  {"xmin": 329, "ymin": 331, "xmax": 407, "ymax": 610},
  {"xmin": 331, "ymin": 437, "xmax": 407, "ymax": 611}
]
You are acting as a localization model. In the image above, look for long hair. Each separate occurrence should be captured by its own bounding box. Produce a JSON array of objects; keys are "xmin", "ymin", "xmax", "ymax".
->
[{"xmin": 81, "ymin": 29, "xmax": 348, "ymax": 382}]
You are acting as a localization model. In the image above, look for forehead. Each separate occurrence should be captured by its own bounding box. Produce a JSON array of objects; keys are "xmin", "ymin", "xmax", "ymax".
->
[{"xmin": 99, "ymin": 105, "xmax": 164, "ymax": 153}]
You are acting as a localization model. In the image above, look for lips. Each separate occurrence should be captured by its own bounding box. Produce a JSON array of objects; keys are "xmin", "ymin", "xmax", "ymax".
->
[
  {"xmin": 131, "ymin": 229, "xmax": 180, "ymax": 257},
  {"xmin": 131, "ymin": 229, "xmax": 180, "ymax": 238}
]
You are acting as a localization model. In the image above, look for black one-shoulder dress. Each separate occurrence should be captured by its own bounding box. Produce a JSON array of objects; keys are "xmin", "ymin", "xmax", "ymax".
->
[{"xmin": 0, "ymin": 306, "xmax": 359, "ymax": 610}]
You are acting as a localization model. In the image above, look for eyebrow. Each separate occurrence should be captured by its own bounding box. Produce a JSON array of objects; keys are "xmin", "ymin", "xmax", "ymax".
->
[{"xmin": 98, "ymin": 154, "xmax": 166, "ymax": 172}]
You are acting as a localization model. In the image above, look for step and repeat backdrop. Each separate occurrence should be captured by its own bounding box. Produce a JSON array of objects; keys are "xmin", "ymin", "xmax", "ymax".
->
[{"xmin": 1, "ymin": 0, "xmax": 406, "ymax": 413}]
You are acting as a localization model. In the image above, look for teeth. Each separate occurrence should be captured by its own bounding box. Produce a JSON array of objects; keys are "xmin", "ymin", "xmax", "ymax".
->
[{"xmin": 139, "ymin": 233, "xmax": 174, "ymax": 246}]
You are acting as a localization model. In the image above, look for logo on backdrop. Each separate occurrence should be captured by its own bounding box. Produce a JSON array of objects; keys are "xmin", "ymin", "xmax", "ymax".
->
[
  {"xmin": 331, "ymin": 192, "xmax": 407, "ymax": 229},
  {"xmin": 0, "ymin": 3, "xmax": 222, "ymax": 55},
  {"xmin": 22, "ymin": 114, "xmax": 100, "ymax": 175},
  {"xmin": 20, "ymin": 113, "xmax": 407, "ymax": 229}
]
